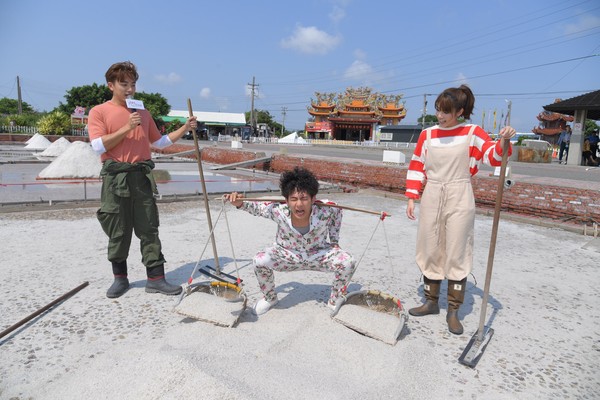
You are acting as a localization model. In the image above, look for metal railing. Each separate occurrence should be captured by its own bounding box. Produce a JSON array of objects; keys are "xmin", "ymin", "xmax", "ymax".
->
[
  {"xmin": 218, "ymin": 133, "xmax": 416, "ymax": 149},
  {"xmin": 0, "ymin": 125, "xmax": 87, "ymax": 136}
]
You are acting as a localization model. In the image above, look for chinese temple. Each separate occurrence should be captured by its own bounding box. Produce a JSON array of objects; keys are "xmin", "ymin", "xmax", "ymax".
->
[
  {"xmin": 306, "ymin": 87, "xmax": 406, "ymax": 141},
  {"xmin": 532, "ymin": 98, "xmax": 574, "ymax": 144}
]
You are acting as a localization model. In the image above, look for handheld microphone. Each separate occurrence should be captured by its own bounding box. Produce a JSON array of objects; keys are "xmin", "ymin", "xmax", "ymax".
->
[
  {"xmin": 125, "ymin": 97, "xmax": 145, "ymax": 113},
  {"xmin": 125, "ymin": 97, "xmax": 145, "ymax": 125}
]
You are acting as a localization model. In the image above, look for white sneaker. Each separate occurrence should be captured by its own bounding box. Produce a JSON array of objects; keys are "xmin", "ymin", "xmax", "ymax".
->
[{"xmin": 254, "ymin": 297, "xmax": 278, "ymax": 315}]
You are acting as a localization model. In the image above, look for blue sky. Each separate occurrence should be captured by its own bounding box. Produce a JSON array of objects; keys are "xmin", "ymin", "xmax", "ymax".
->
[{"xmin": 1, "ymin": 0, "xmax": 598, "ymax": 133}]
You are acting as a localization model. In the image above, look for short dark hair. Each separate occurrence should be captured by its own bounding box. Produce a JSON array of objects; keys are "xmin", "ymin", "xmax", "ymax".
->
[
  {"xmin": 280, "ymin": 167, "xmax": 319, "ymax": 198},
  {"xmin": 105, "ymin": 61, "xmax": 139, "ymax": 84}
]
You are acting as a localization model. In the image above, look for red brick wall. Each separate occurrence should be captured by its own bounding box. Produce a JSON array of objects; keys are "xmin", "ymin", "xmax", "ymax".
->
[
  {"xmin": 184, "ymin": 149, "xmax": 598, "ymax": 226},
  {"xmin": 156, "ymin": 144, "xmax": 269, "ymax": 169},
  {"xmin": 268, "ymin": 153, "xmax": 599, "ymax": 225},
  {"xmin": 4, "ymin": 138, "xmax": 598, "ymax": 226}
]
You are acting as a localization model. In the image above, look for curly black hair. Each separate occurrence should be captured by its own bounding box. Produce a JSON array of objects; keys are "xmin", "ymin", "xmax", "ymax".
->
[{"xmin": 280, "ymin": 167, "xmax": 319, "ymax": 198}]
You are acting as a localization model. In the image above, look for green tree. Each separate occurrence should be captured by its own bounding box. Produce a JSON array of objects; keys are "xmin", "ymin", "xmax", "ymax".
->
[
  {"xmin": 164, "ymin": 119, "xmax": 183, "ymax": 133},
  {"xmin": 584, "ymin": 119, "xmax": 599, "ymax": 136},
  {"xmin": 134, "ymin": 92, "xmax": 170, "ymax": 117},
  {"xmin": 418, "ymin": 114, "xmax": 438, "ymax": 126},
  {"xmin": 244, "ymin": 109, "xmax": 285, "ymax": 136},
  {"xmin": 1, "ymin": 113, "xmax": 41, "ymax": 127},
  {"xmin": 37, "ymin": 111, "xmax": 71, "ymax": 135},
  {"xmin": 56, "ymin": 83, "xmax": 112, "ymax": 114},
  {"xmin": 57, "ymin": 85, "xmax": 170, "ymax": 131},
  {"xmin": 0, "ymin": 97, "xmax": 35, "ymax": 114}
]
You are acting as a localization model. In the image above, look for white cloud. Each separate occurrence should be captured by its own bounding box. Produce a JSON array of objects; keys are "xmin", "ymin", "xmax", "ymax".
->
[
  {"xmin": 564, "ymin": 14, "xmax": 600, "ymax": 35},
  {"xmin": 344, "ymin": 59, "xmax": 373, "ymax": 81},
  {"xmin": 343, "ymin": 51, "xmax": 394, "ymax": 86},
  {"xmin": 200, "ymin": 87, "xmax": 211, "ymax": 98},
  {"xmin": 154, "ymin": 72, "xmax": 181, "ymax": 84},
  {"xmin": 456, "ymin": 72, "xmax": 468, "ymax": 85},
  {"xmin": 215, "ymin": 96, "xmax": 229, "ymax": 111},
  {"xmin": 329, "ymin": 4, "xmax": 346, "ymax": 24},
  {"xmin": 280, "ymin": 25, "xmax": 341, "ymax": 55},
  {"xmin": 353, "ymin": 48, "xmax": 366, "ymax": 60}
]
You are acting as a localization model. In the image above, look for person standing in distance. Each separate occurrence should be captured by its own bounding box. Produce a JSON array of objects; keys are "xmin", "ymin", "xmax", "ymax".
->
[
  {"xmin": 88, "ymin": 61, "xmax": 197, "ymax": 298},
  {"xmin": 405, "ymin": 85, "xmax": 515, "ymax": 335},
  {"xmin": 557, "ymin": 125, "xmax": 571, "ymax": 165}
]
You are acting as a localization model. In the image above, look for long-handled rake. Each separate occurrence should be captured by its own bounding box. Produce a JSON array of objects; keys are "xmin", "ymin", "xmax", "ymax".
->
[{"xmin": 459, "ymin": 138, "xmax": 510, "ymax": 367}]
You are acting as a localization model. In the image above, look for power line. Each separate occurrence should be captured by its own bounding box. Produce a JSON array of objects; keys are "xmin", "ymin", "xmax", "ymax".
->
[{"xmin": 382, "ymin": 54, "xmax": 599, "ymax": 94}]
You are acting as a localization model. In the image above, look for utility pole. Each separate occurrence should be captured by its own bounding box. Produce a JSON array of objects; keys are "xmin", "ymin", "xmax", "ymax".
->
[
  {"xmin": 281, "ymin": 106, "xmax": 287, "ymax": 136},
  {"xmin": 247, "ymin": 76, "xmax": 259, "ymax": 135},
  {"xmin": 506, "ymin": 100, "xmax": 512, "ymax": 126},
  {"xmin": 422, "ymin": 93, "xmax": 428, "ymax": 128},
  {"xmin": 17, "ymin": 76, "xmax": 23, "ymax": 115}
]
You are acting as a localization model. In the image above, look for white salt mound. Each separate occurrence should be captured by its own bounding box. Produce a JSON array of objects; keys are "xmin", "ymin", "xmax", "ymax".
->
[
  {"xmin": 25, "ymin": 133, "xmax": 52, "ymax": 150},
  {"xmin": 39, "ymin": 137, "xmax": 71, "ymax": 157},
  {"xmin": 38, "ymin": 141, "xmax": 101, "ymax": 179}
]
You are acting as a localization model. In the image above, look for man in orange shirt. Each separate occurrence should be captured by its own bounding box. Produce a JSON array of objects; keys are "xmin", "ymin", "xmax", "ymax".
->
[{"xmin": 88, "ymin": 61, "xmax": 197, "ymax": 299}]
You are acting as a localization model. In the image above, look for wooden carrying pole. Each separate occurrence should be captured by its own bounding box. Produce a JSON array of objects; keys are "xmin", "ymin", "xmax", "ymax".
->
[
  {"xmin": 188, "ymin": 99, "xmax": 220, "ymax": 274},
  {"xmin": 0, "ymin": 281, "xmax": 89, "ymax": 340},
  {"xmin": 228, "ymin": 197, "xmax": 391, "ymax": 217}
]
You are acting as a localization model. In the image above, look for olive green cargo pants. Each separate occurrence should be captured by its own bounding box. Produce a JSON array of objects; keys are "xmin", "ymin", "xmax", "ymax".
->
[{"xmin": 97, "ymin": 164, "xmax": 165, "ymax": 269}]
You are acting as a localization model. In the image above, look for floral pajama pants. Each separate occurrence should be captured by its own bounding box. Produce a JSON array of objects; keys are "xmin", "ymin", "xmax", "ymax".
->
[{"xmin": 253, "ymin": 245, "xmax": 356, "ymax": 303}]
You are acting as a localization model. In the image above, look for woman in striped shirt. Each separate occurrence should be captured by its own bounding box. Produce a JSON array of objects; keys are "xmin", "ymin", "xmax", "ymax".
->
[{"xmin": 405, "ymin": 85, "xmax": 516, "ymax": 335}]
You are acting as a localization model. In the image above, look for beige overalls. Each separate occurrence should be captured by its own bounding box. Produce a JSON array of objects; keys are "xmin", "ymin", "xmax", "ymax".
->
[{"xmin": 415, "ymin": 125, "xmax": 476, "ymax": 281}]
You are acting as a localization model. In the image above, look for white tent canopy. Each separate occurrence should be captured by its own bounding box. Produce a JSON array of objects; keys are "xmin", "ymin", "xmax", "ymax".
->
[{"xmin": 278, "ymin": 131, "xmax": 306, "ymax": 144}]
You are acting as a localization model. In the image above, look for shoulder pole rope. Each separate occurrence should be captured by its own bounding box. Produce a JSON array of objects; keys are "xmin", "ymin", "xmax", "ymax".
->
[
  {"xmin": 339, "ymin": 211, "xmax": 390, "ymax": 296},
  {"xmin": 220, "ymin": 198, "xmax": 243, "ymax": 287},
  {"xmin": 186, "ymin": 208, "xmax": 224, "ymax": 286},
  {"xmin": 174, "ymin": 207, "xmax": 226, "ymax": 308},
  {"xmin": 188, "ymin": 99, "xmax": 220, "ymax": 274}
]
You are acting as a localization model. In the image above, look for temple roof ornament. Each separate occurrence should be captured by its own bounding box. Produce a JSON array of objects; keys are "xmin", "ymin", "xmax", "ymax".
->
[{"xmin": 307, "ymin": 87, "xmax": 406, "ymax": 123}]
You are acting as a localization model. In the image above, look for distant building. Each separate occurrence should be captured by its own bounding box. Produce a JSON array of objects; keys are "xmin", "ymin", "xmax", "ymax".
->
[
  {"xmin": 256, "ymin": 122, "xmax": 272, "ymax": 137},
  {"xmin": 164, "ymin": 110, "xmax": 246, "ymax": 137},
  {"xmin": 306, "ymin": 87, "xmax": 406, "ymax": 141}
]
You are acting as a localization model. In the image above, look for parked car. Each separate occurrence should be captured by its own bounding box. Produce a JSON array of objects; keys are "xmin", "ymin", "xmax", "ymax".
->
[{"xmin": 183, "ymin": 126, "xmax": 207, "ymax": 140}]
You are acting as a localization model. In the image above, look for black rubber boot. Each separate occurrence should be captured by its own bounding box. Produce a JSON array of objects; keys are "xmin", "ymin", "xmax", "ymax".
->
[
  {"xmin": 409, "ymin": 276, "xmax": 441, "ymax": 317},
  {"xmin": 145, "ymin": 265, "xmax": 182, "ymax": 295},
  {"xmin": 447, "ymin": 278, "xmax": 467, "ymax": 335},
  {"xmin": 107, "ymin": 260, "xmax": 129, "ymax": 298}
]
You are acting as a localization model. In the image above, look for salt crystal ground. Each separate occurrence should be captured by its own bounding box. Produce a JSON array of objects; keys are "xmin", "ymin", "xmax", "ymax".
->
[{"xmin": 1, "ymin": 192, "xmax": 598, "ymax": 399}]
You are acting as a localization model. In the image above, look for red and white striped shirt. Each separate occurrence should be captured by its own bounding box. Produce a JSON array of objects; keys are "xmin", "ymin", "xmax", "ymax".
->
[{"xmin": 405, "ymin": 123, "xmax": 511, "ymax": 199}]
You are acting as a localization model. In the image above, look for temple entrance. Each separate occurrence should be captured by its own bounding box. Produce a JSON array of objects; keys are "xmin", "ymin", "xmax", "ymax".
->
[{"xmin": 335, "ymin": 124, "xmax": 372, "ymax": 141}]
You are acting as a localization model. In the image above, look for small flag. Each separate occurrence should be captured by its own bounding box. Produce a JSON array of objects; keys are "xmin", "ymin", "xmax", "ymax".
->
[{"xmin": 482, "ymin": 110, "xmax": 486, "ymax": 130}]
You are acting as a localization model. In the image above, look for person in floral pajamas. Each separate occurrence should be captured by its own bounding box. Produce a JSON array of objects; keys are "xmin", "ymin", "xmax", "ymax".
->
[{"xmin": 224, "ymin": 167, "xmax": 356, "ymax": 316}]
